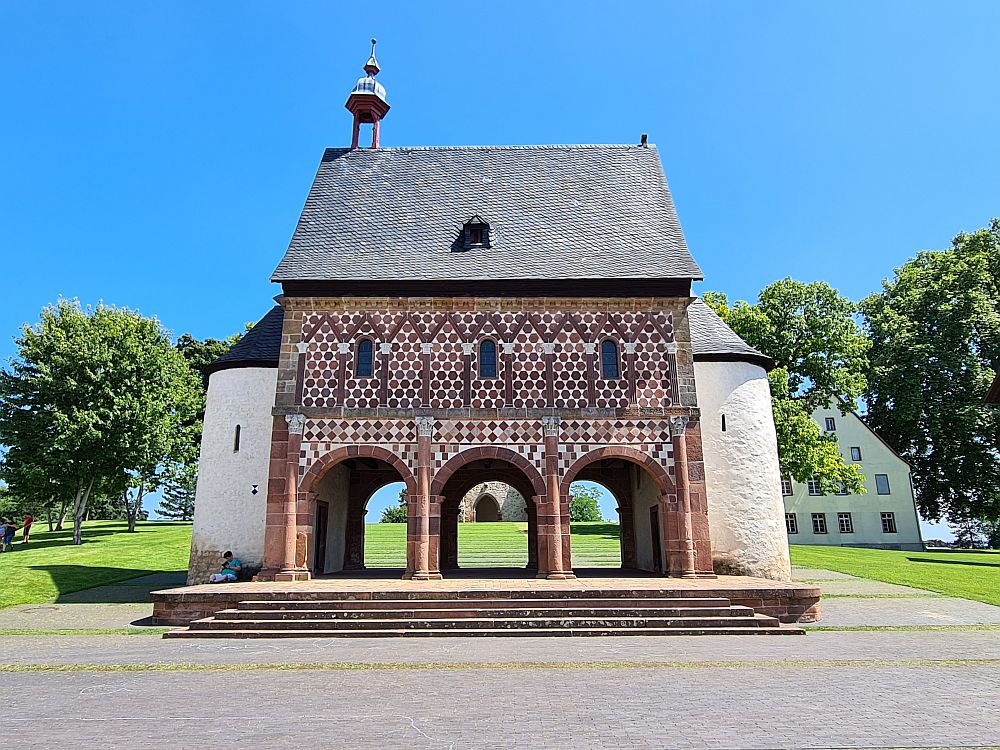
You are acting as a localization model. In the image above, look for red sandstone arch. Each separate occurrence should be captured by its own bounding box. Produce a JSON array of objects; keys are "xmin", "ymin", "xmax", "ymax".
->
[
  {"xmin": 431, "ymin": 446, "xmax": 546, "ymax": 498},
  {"xmin": 560, "ymin": 446, "xmax": 674, "ymax": 497},
  {"xmin": 300, "ymin": 445, "xmax": 417, "ymax": 497}
]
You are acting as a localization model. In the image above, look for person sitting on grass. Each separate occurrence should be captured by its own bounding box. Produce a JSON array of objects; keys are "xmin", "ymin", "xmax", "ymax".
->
[
  {"xmin": 1, "ymin": 519, "xmax": 16, "ymax": 552},
  {"xmin": 209, "ymin": 551, "xmax": 242, "ymax": 583}
]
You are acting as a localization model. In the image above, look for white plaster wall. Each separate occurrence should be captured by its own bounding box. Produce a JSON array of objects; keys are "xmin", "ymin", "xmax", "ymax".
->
[
  {"xmin": 694, "ymin": 360, "xmax": 792, "ymax": 581},
  {"xmin": 631, "ymin": 467, "xmax": 663, "ymax": 574},
  {"xmin": 319, "ymin": 463, "xmax": 350, "ymax": 574},
  {"xmin": 187, "ymin": 367, "xmax": 277, "ymax": 584}
]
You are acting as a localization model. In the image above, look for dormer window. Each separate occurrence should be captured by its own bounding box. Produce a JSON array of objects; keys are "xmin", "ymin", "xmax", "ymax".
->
[{"xmin": 462, "ymin": 215, "xmax": 490, "ymax": 249}]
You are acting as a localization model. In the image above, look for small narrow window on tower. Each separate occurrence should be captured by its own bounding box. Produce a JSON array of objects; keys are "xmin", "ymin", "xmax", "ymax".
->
[
  {"xmin": 601, "ymin": 339, "xmax": 620, "ymax": 379},
  {"xmin": 721, "ymin": 414, "xmax": 727, "ymax": 432},
  {"xmin": 233, "ymin": 424, "xmax": 241, "ymax": 453},
  {"xmin": 479, "ymin": 339, "xmax": 498, "ymax": 378},
  {"xmin": 355, "ymin": 339, "xmax": 374, "ymax": 377}
]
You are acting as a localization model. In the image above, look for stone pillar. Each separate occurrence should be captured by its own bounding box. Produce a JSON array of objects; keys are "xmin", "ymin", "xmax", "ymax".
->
[
  {"xmin": 539, "ymin": 416, "xmax": 572, "ymax": 579},
  {"xmin": 407, "ymin": 416, "xmax": 441, "ymax": 580},
  {"xmin": 441, "ymin": 504, "xmax": 460, "ymax": 570},
  {"xmin": 670, "ymin": 415, "xmax": 697, "ymax": 579},
  {"xmin": 428, "ymin": 494, "xmax": 443, "ymax": 578},
  {"xmin": 526, "ymin": 499, "xmax": 538, "ymax": 571},
  {"xmin": 275, "ymin": 413, "xmax": 310, "ymax": 582}
]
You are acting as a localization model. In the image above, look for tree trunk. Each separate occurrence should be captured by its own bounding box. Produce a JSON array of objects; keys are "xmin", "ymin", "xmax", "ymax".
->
[
  {"xmin": 72, "ymin": 477, "xmax": 95, "ymax": 545},
  {"xmin": 46, "ymin": 495, "xmax": 55, "ymax": 532},
  {"xmin": 126, "ymin": 482, "xmax": 146, "ymax": 533},
  {"xmin": 56, "ymin": 497, "xmax": 68, "ymax": 530}
]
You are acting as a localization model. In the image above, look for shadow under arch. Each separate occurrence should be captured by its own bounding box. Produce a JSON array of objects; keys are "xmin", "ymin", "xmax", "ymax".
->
[
  {"xmin": 431, "ymin": 447, "xmax": 548, "ymax": 574},
  {"xmin": 560, "ymin": 446, "xmax": 676, "ymax": 575},
  {"xmin": 301, "ymin": 446, "xmax": 415, "ymax": 575}
]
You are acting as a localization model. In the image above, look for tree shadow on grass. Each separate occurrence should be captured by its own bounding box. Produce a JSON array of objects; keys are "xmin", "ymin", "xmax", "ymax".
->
[
  {"xmin": 907, "ymin": 557, "xmax": 1000, "ymax": 569},
  {"xmin": 10, "ymin": 530, "xmax": 120, "ymax": 552},
  {"xmin": 29, "ymin": 565, "xmax": 188, "ymax": 603}
]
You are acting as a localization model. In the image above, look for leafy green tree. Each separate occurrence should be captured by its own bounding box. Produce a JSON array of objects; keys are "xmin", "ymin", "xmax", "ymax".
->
[
  {"xmin": 380, "ymin": 486, "xmax": 408, "ymax": 523},
  {"xmin": 570, "ymin": 484, "xmax": 604, "ymax": 522},
  {"xmin": 175, "ymin": 331, "xmax": 244, "ymax": 390},
  {"xmin": 0, "ymin": 301, "xmax": 202, "ymax": 543},
  {"xmin": 861, "ymin": 221, "xmax": 1000, "ymax": 525},
  {"xmin": 704, "ymin": 280, "xmax": 868, "ymax": 494}
]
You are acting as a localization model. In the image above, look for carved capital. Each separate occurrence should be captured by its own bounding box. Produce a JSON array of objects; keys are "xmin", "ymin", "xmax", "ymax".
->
[
  {"xmin": 337, "ymin": 342, "xmax": 350, "ymax": 354},
  {"xmin": 461, "ymin": 342, "xmax": 474, "ymax": 355},
  {"xmin": 582, "ymin": 342, "xmax": 597, "ymax": 355},
  {"xmin": 622, "ymin": 342, "xmax": 638, "ymax": 355},
  {"xmin": 415, "ymin": 416, "xmax": 436, "ymax": 438},
  {"xmin": 295, "ymin": 341, "xmax": 308, "ymax": 354},
  {"xmin": 541, "ymin": 415, "xmax": 561, "ymax": 438},
  {"xmin": 666, "ymin": 341, "xmax": 678, "ymax": 354},
  {"xmin": 379, "ymin": 342, "xmax": 392, "ymax": 355},
  {"xmin": 285, "ymin": 413, "xmax": 306, "ymax": 435},
  {"xmin": 420, "ymin": 342, "xmax": 433, "ymax": 355},
  {"xmin": 501, "ymin": 342, "xmax": 515, "ymax": 355},
  {"xmin": 669, "ymin": 415, "xmax": 689, "ymax": 437},
  {"xmin": 541, "ymin": 342, "xmax": 556, "ymax": 355}
]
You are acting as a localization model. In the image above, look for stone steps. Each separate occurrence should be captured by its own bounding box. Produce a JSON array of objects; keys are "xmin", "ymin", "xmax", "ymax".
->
[{"xmin": 163, "ymin": 592, "xmax": 805, "ymax": 638}]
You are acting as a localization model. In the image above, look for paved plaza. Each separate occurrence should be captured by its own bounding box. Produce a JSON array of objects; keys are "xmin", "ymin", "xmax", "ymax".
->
[{"xmin": 1, "ymin": 567, "xmax": 999, "ymax": 749}]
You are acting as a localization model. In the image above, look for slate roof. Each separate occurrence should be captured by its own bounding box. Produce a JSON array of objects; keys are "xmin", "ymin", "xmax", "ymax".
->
[
  {"xmin": 271, "ymin": 145, "xmax": 702, "ymax": 283},
  {"xmin": 687, "ymin": 298, "xmax": 774, "ymax": 370},
  {"xmin": 206, "ymin": 306, "xmax": 284, "ymax": 375}
]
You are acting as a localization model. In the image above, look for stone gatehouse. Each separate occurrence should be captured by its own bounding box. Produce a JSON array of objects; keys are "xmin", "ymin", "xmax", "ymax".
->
[{"xmin": 187, "ymin": 45, "xmax": 791, "ymax": 585}]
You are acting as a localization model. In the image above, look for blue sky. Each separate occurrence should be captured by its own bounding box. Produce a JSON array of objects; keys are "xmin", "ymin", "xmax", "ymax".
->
[{"xmin": 2, "ymin": 2, "xmax": 998, "ymax": 533}]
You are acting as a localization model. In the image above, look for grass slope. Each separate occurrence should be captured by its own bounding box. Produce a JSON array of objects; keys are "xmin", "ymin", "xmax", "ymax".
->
[
  {"xmin": 366, "ymin": 521, "xmax": 622, "ymax": 568},
  {"xmin": 0, "ymin": 521, "xmax": 191, "ymax": 609},
  {"xmin": 790, "ymin": 545, "xmax": 1000, "ymax": 606}
]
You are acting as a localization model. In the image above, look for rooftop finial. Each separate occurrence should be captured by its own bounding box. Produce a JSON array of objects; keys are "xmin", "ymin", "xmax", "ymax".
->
[{"xmin": 364, "ymin": 37, "xmax": 380, "ymax": 76}]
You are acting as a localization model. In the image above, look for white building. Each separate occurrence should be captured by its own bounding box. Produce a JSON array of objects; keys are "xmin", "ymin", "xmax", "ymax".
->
[{"xmin": 781, "ymin": 404, "xmax": 924, "ymax": 551}]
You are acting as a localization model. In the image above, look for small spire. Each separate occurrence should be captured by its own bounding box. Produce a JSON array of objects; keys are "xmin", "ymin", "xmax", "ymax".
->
[{"xmin": 364, "ymin": 38, "xmax": 380, "ymax": 76}]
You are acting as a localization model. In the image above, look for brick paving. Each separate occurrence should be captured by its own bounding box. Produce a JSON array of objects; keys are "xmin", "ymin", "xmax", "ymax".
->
[{"xmin": 4, "ymin": 665, "xmax": 999, "ymax": 749}]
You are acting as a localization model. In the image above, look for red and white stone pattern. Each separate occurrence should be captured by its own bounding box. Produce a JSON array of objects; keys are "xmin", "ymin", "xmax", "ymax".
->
[{"xmin": 297, "ymin": 309, "xmax": 676, "ymax": 411}]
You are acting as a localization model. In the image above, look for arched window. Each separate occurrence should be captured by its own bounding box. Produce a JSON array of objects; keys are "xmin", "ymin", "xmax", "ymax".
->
[
  {"xmin": 600, "ymin": 339, "xmax": 620, "ymax": 379},
  {"xmin": 355, "ymin": 339, "xmax": 374, "ymax": 377},
  {"xmin": 233, "ymin": 424, "xmax": 241, "ymax": 453},
  {"xmin": 479, "ymin": 339, "xmax": 498, "ymax": 378}
]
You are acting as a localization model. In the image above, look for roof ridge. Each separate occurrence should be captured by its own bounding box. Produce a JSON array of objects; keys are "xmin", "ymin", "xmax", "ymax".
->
[{"xmin": 323, "ymin": 143, "xmax": 658, "ymax": 154}]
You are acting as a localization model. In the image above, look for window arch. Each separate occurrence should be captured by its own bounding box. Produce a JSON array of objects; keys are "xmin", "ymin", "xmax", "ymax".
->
[
  {"xmin": 478, "ymin": 339, "xmax": 498, "ymax": 378},
  {"xmin": 355, "ymin": 339, "xmax": 374, "ymax": 378},
  {"xmin": 600, "ymin": 339, "xmax": 620, "ymax": 379}
]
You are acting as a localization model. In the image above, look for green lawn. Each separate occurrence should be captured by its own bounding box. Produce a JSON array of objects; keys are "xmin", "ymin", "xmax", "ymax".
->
[
  {"xmin": 0, "ymin": 520, "xmax": 191, "ymax": 609},
  {"xmin": 790, "ymin": 545, "xmax": 1000, "ymax": 607},
  {"xmin": 366, "ymin": 521, "xmax": 623, "ymax": 568}
]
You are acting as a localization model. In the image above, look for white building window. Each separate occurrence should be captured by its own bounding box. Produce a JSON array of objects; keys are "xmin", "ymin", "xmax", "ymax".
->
[
  {"xmin": 875, "ymin": 474, "xmax": 891, "ymax": 495},
  {"xmin": 807, "ymin": 478, "xmax": 822, "ymax": 496},
  {"xmin": 825, "ymin": 417, "xmax": 836, "ymax": 431},
  {"xmin": 881, "ymin": 512, "xmax": 897, "ymax": 534},
  {"xmin": 785, "ymin": 513, "xmax": 798, "ymax": 534},
  {"xmin": 781, "ymin": 477, "xmax": 793, "ymax": 496},
  {"xmin": 838, "ymin": 512, "xmax": 854, "ymax": 533},
  {"xmin": 812, "ymin": 513, "xmax": 828, "ymax": 534},
  {"xmin": 850, "ymin": 446, "xmax": 862, "ymax": 461},
  {"xmin": 835, "ymin": 482, "xmax": 849, "ymax": 496}
]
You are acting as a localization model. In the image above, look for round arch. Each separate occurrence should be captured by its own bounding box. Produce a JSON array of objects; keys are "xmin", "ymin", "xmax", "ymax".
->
[
  {"xmin": 301, "ymin": 445, "xmax": 417, "ymax": 497},
  {"xmin": 431, "ymin": 446, "xmax": 546, "ymax": 498},
  {"xmin": 560, "ymin": 446, "xmax": 674, "ymax": 497}
]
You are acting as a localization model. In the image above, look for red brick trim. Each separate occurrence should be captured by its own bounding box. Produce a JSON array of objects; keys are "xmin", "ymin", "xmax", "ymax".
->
[
  {"xmin": 431, "ymin": 446, "xmax": 547, "ymax": 498},
  {"xmin": 300, "ymin": 445, "xmax": 418, "ymax": 496},
  {"xmin": 560, "ymin": 446, "xmax": 675, "ymax": 497}
]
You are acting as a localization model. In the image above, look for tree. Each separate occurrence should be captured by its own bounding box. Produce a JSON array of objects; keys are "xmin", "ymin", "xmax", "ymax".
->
[
  {"xmin": 158, "ymin": 462, "xmax": 197, "ymax": 521},
  {"xmin": 175, "ymin": 331, "xmax": 244, "ymax": 390},
  {"xmin": 380, "ymin": 486, "xmax": 408, "ymax": 523},
  {"xmin": 570, "ymin": 484, "xmax": 603, "ymax": 522},
  {"xmin": 704, "ymin": 280, "xmax": 869, "ymax": 494},
  {"xmin": 0, "ymin": 301, "xmax": 202, "ymax": 543},
  {"xmin": 861, "ymin": 221, "xmax": 1000, "ymax": 526}
]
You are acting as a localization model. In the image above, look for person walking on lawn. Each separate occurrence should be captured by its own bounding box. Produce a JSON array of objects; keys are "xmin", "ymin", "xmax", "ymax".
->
[
  {"xmin": 21, "ymin": 514, "xmax": 33, "ymax": 544},
  {"xmin": 1, "ymin": 519, "xmax": 16, "ymax": 552}
]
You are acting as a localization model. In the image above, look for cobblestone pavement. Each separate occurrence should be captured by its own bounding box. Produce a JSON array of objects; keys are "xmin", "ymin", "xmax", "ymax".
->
[
  {"xmin": 0, "ymin": 629, "xmax": 998, "ymax": 666},
  {"xmin": 4, "ymin": 665, "xmax": 999, "ymax": 749},
  {"xmin": 3, "ymin": 567, "xmax": 1000, "ymax": 748}
]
